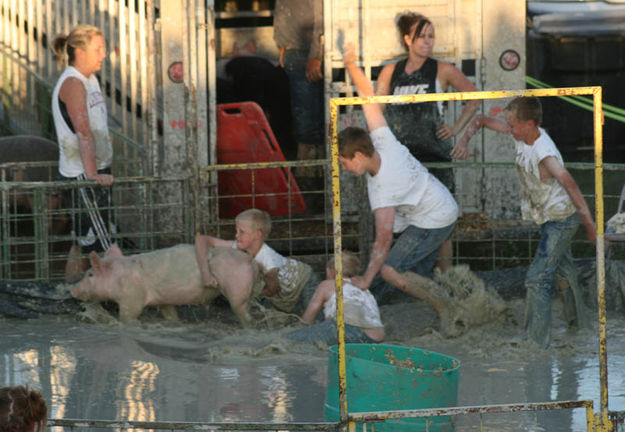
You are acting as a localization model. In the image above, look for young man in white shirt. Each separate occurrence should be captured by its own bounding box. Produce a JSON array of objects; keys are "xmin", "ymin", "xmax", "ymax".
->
[
  {"xmin": 338, "ymin": 44, "xmax": 458, "ymax": 304},
  {"xmin": 456, "ymin": 96, "xmax": 596, "ymax": 347}
]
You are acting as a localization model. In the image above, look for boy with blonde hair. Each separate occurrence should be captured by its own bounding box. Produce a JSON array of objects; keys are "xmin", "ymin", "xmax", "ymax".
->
[
  {"xmin": 195, "ymin": 208, "xmax": 318, "ymax": 312},
  {"xmin": 456, "ymin": 96, "xmax": 596, "ymax": 347},
  {"xmin": 287, "ymin": 251, "xmax": 385, "ymax": 345}
]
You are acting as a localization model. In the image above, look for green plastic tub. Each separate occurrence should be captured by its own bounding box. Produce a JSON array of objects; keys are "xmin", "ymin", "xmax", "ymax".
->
[{"xmin": 325, "ymin": 344, "xmax": 460, "ymax": 432}]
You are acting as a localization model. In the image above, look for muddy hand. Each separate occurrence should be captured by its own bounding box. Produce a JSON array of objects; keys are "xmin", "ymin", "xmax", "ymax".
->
[
  {"xmin": 350, "ymin": 275, "xmax": 370, "ymax": 291},
  {"xmin": 343, "ymin": 42, "xmax": 357, "ymax": 66},
  {"xmin": 450, "ymin": 143, "xmax": 469, "ymax": 160},
  {"xmin": 90, "ymin": 173, "xmax": 114, "ymax": 187},
  {"xmin": 436, "ymin": 124, "xmax": 455, "ymax": 141}
]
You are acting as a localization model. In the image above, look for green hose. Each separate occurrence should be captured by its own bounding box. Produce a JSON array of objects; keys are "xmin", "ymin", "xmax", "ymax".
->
[{"xmin": 525, "ymin": 76, "xmax": 625, "ymax": 123}]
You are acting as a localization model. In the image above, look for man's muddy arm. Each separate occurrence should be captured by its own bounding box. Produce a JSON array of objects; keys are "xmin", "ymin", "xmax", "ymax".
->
[
  {"xmin": 351, "ymin": 206, "xmax": 394, "ymax": 290},
  {"xmin": 300, "ymin": 280, "xmax": 332, "ymax": 323},
  {"xmin": 452, "ymin": 114, "xmax": 511, "ymax": 158},
  {"xmin": 542, "ymin": 157, "xmax": 597, "ymax": 243},
  {"xmin": 343, "ymin": 43, "xmax": 387, "ymax": 132}
]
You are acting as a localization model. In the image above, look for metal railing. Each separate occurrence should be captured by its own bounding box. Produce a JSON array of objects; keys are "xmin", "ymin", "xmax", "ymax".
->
[
  {"xmin": 45, "ymin": 399, "xmax": 614, "ymax": 431},
  {"xmin": 3, "ymin": 158, "xmax": 623, "ymax": 282}
]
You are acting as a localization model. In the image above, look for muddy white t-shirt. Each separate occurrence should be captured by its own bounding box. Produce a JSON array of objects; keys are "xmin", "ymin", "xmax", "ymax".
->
[
  {"xmin": 514, "ymin": 128, "xmax": 576, "ymax": 224},
  {"xmin": 323, "ymin": 279, "xmax": 384, "ymax": 330},
  {"xmin": 52, "ymin": 66, "xmax": 113, "ymax": 178},
  {"xmin": 235, "ymin": 242, "xmax": 310, "ymax": 297},
  {"xmin": 366, "ymin": 126, "xmax": 458, "ymax": 231}
]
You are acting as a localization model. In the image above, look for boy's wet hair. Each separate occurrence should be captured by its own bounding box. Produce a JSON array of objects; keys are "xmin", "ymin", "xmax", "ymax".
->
[
  {"xmin": 505, "ymin": 97, "xmax": 543, "ymax": 126},
  {"xmin": 338, "ymin": 126, "xmax": 375, "ymax": 159},
  {"xmin": 236, "ymin": 208, "xmax": 272, "ymax": 237},
  {"xmin": 396, "ymin": 11, "xmax": 432, "ymax": 51},
  {"xmin": 327, "ymin": 251, "xmax": 361, "ymax": 278}
]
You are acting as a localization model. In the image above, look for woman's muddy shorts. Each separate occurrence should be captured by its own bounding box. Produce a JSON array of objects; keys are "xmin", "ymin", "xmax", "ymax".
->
[{"xmin": 59, "ymin": 168, "xmax": 115, "ymax": 253}]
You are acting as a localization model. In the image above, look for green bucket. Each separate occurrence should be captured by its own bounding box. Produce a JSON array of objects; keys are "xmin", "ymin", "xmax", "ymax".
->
[{"xmin": 325, "ymin": 344, "xmax": 460, "ymax": 432}]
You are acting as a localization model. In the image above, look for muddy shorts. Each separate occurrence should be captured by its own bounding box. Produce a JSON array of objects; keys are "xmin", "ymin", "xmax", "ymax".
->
[{"xmin": 60, "ymin": 168, "xmax": 115, "ymax": 253}]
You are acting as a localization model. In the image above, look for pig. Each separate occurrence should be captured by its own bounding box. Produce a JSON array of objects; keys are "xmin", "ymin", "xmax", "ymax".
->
[
  {"xmin": 70, "ymin": 244, "xmax": 264, "ymax": 326},
  {"xmin": 0, "ymin": 135, "xmax": 59, "ymax": 181},
  {"xmin": 0, "ymin": 135, "xmax": 66, "ymax": 233},
  {"xmin": 0, "ymin": 135, "xmax": 60, "ymax": 208},
  {"xmin": 0, "ymin": 135, "xmax": 69, "ymax": 278}
]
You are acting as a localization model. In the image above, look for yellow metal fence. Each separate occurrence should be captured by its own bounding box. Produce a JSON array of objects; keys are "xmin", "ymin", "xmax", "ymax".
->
[{"xmin": 327, "ymin": 86, "xmax": 612, "ymax": 431}]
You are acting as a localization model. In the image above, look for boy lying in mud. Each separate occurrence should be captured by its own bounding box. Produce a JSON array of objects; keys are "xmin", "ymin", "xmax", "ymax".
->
[{"xmin": 287, "ymin": 251, "xmax": 385, "ymax": 345}]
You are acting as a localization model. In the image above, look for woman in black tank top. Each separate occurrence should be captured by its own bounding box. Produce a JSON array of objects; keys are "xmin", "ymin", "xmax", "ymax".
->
[
  {"xmin": 375, "ymin": 12, "xmax": 480, "ymax": 271},
  {"xmin": 376, "ymin": 12, "xmax": 480, "ymax": 168}
]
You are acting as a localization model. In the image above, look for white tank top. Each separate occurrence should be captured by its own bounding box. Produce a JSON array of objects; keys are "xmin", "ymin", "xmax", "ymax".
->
[{"xmin": 52, "ymin": 66, "xmax": 113, "ymax": 177}]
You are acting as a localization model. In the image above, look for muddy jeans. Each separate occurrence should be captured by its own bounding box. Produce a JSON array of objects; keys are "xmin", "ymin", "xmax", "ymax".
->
[
  {"xmin": 524, "ymin": 212, "xmax": 587, "ymax": 348},
  {"xmin": 371, "ymin": 223, "xmax": 456, "ymax": 303},
  {"xmin": 285, "ymin": 320, "xmax": 378, "ymax": 345}
]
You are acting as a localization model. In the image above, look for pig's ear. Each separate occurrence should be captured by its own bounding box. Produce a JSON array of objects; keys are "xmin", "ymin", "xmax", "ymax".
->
[
  {"xmin": 106, "ymin": 244, "xmax": 123, "ymax": 257},
  {"xmin": 89, "ymin": 252, "xmax": 103, "ymax": 275}
]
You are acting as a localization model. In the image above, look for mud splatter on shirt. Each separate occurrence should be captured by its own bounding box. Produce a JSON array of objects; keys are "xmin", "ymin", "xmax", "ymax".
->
[{"xmin": 514, "ymin": 128, "xmax": 575, "ymax": 224}]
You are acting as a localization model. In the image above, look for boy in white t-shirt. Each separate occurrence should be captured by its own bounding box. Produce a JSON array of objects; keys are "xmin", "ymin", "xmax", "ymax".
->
[
  {"xmin": 195, "ymin": 208, "xmax": 318, "ymax": 313},
  {"xmin": 456, "ymin": 96, "xmax": 596, "ymax": 347},
  {"xmin": 286, "ymin": 251, "xmax": 384, "ymax": 345},
  {"xmin": 337, "ymin": 44, "xmax": 458, "ymax": 304}
]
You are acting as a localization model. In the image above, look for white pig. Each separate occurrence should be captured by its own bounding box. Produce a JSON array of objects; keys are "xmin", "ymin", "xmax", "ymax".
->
[{"xmin": 70, "ymin": 244, "xmax": 263, "ymax": 326}]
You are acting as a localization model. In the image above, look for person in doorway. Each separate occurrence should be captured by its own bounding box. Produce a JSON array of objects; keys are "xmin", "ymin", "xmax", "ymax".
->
[
  {"xmin": 51, "ymin": 24, "xmax": 116, "ymax": 281},
  {"xmin": 0, "ymin": 386, "xmax": 47, "ymax": 432},
  {"xmin": 273, "ymin": 0, "xmax": 325, "ymax": 209},
  {"xmin": 456, "ymin": 96, "xmax": 596, "ymax": 347},
  {"xmin": 338, "ymin": 43, "xmax": 459, "ymax": 304},
  {"xmin": 376, "ymin": 11, "xmax": 480, "ymax": 271},
  {"xmin": 195, "ymin": 208, "xmax": 319, "ymax": 313},
  {"xmin": 286, "ymin": 251, "xmax": 385, "ymax": 345}
]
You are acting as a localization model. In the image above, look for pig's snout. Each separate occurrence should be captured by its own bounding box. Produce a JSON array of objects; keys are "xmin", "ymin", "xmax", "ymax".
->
[{"xmin": 70, "ymin": 282, "xmax": 88, "ymax": 300}]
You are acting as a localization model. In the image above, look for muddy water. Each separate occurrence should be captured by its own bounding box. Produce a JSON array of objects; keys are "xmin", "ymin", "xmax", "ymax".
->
[{"xmin": 1, "ymin": 298, "xmax": 625, "ymax": 431}]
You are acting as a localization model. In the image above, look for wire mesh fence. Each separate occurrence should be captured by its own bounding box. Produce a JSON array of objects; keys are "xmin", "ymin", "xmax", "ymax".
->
[{"xmin": 3, "ymin": 158, "xmax": 622, "ymax": 283}]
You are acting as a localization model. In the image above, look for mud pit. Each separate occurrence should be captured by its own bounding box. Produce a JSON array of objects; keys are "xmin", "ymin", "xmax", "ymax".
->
[{"xmin": 1, "ymin": 263, "xmax": 625, "ymax": 431}]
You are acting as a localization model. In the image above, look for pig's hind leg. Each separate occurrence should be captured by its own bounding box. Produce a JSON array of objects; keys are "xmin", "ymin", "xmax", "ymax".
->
[
  {"xmin": 159, "ymin": 305, "xmax": 179, "ymax": 321},
  {"xmin": 215, "ymin": 273, "xmax": 255, "ymax": 328},
  {"xmin": 229, "ymin": 296, "xmax": 254, "ymax": 328}
]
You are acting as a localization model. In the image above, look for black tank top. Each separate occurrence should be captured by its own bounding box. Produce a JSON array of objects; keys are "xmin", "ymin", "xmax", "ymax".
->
[{"xmin": 385, "ymin": 57, "xmax": 451, "ymax": 162}]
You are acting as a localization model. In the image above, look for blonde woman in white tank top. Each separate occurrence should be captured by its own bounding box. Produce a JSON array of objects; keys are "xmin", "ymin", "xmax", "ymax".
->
[{"xmin": 51, "ymin": 25, "xmax": 115, "ymax": 281}]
